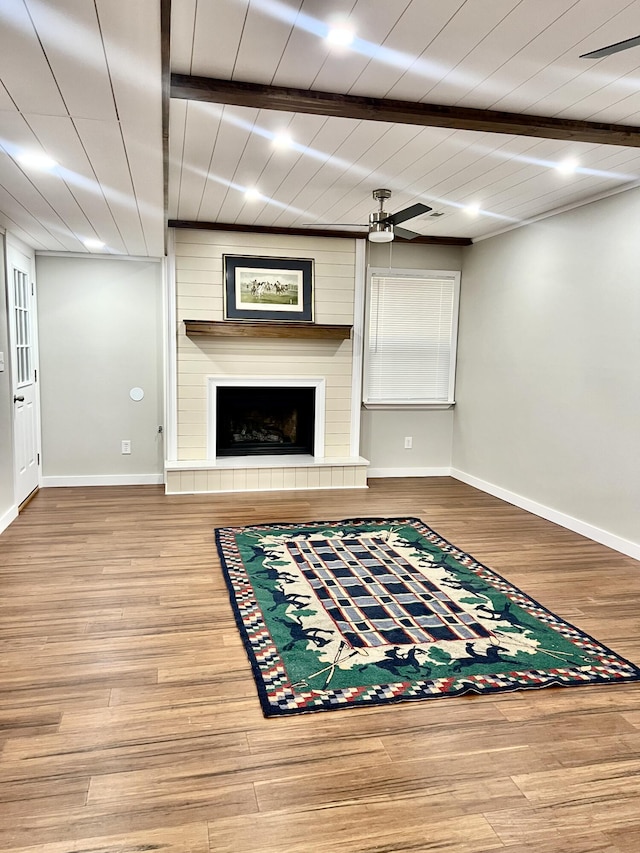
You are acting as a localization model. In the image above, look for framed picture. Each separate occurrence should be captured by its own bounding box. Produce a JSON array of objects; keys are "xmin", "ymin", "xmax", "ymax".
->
[{"xmin": 223, "ymin": 255, "xmax": 314, "ymax": 322}]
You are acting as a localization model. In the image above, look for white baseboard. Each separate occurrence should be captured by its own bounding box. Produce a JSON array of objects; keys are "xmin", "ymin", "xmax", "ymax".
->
[
  {"xmin": 451, "ymin": 468, "xmax": 640, "ymax": 562},
  {"xmin": 367, "ymin": 467, "xmax": 452, "ymax": 478},
  {"xmin": 0, "ymin": 503, "xmax": 19, "ymax": 535},
  {"xmin": 41, "ymin": 474, "xmax": 164, "ymax": 487}
]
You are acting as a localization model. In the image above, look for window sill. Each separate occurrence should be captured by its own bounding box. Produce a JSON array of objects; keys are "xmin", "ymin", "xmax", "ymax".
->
[{"xmin": 362, "ymin": 401, "xmax": 455, "ymax": 411}]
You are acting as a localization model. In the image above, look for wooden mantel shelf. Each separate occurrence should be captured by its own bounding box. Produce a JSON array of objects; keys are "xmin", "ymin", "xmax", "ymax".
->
[{"xmin": 183, "ymin": 319, "xmax": 352, "ymax": 340}]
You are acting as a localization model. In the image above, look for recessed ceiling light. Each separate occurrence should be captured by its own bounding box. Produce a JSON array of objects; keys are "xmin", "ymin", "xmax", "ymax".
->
[
  {"xmin": 244, "ymin": 187, "xmax": 262, "ymax": 202},
  {"xmin": 83, "ymin": 238, "xmax": 105, "ymax": 250},
  {"xmin": 557, "ymin": 158, "xmax": 579, "ymax": 175},
  {"xmin": 272, "ymin": 131, "xmax": 293, "ymax": 149},
  {"xmin": 17, "ymin": 150, "xmax": 58, "ymax": 171},
  {"xmin": 464, "ymin": 202, "xmax": 481, "ymax": 216},
  {"xmin": 326, "ymin": 23, "xmax": 355, "ymax": 47}
]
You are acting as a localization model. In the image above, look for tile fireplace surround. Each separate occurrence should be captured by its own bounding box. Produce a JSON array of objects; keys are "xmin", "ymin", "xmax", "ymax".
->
[{"xmin": 165, "ymin": 230, "xmax": 369, "ymax": 495}]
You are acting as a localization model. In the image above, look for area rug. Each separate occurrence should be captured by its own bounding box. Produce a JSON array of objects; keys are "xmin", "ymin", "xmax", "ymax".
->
[{"xmin": 215, "ymin": 517, "xmax": 640, "ymax": 716}]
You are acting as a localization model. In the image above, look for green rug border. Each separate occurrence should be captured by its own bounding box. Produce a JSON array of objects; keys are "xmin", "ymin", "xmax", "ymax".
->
[{"xmin": 215, "ymin": 517, "xmax": 640, "ymax": 717}]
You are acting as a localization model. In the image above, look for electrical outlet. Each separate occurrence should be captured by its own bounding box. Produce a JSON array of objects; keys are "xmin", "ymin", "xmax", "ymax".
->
[
  {"xmin": 121, "ymin": 440, "xmax": 131, "ymax": 454},
  {"xmin": 404, "ymin": 436, "xmax": 413, "ymax": 449}
]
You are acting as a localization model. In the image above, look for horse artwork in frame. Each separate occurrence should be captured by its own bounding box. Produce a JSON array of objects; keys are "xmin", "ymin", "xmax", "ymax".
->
[{"xmin": 223, "ymin": 255, "xmax": 314, "ymax": 323}]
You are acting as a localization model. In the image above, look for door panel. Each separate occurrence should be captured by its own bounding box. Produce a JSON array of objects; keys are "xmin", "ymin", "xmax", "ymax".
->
[{"xmin": 14, "ymin": 395, "xmax": 37, "ymax": 480}]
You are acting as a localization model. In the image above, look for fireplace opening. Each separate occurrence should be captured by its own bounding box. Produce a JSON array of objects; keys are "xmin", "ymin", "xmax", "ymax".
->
[{"xmin": 216, "ymin": 386, "xmax": 316, "ymax": 457}]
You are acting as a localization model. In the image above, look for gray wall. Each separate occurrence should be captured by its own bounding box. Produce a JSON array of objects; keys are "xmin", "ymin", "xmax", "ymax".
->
[
  {"xmin": 36, "ymin": 256, "xmax": 164, "ymax": 482},
  {"xmin": 361, "ymin": 241, "xmax": 463, "ymax": 473},
  {"xmin": 453, "ymin": 188, "xmax": 640, "ymax": 547},
  {"xmin": 0, "ymin": 233, "xmax": 15, "ymax": 526}
]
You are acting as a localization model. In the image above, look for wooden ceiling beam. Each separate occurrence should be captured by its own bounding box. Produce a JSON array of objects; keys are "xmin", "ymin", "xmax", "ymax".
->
[
  {"xmin": 168, "ymin": 220, "xmax": 472, "ymax": 246},
  {"xmin": 171, "ymin": 74, "xmax": 640, "ymax": 148},
  {"xmin": 160, "ymin": 0, "xmax": 171, "ymax": 241}
]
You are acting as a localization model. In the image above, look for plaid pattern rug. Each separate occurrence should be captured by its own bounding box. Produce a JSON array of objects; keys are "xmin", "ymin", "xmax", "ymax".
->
[{"xmin": 215, "ymin": 517, "xmax": 640, "ymax": 717}]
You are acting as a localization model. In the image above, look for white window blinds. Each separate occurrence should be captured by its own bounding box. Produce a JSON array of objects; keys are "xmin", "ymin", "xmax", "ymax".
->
[{"xmin": 364, "ymin": 269, "xmax": 460, "ymax": 406}]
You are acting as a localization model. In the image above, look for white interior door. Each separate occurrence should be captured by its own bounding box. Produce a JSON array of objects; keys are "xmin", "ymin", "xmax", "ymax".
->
[{"xmin": 7, "ymin": 243, "xmax": 40, "ymax": 504}]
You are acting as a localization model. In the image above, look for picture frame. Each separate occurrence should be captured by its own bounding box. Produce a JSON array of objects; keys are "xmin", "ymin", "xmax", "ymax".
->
[{"xmin": 223, "ymin": 255, "xmax": 314, "ymax": 322}]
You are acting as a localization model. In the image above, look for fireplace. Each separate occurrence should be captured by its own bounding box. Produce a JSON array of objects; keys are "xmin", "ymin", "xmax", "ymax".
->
[
  {"xmin": 208, "ymin": 377, "xmax": 326, "ymax": 460},
  {"xmin": 215, "ymin": 385, "xmax": 317, "ymax": 457}
]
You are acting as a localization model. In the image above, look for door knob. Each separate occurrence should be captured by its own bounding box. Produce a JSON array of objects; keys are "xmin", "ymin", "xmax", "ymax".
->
[{"xmin": 13, "ymin": 395, "xmax": 24, "ymax": 403}]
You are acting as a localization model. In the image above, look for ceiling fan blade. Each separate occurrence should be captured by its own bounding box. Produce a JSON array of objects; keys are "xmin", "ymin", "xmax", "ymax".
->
[
  {"xmin": 384, "ymin": 202, "xmax": 432, "ymax": 226},
  {"xmin": 302, "ymin": 222, "xmax": 367, "ymax": 227},
  {"xmin": 393, "ymin": 225, "xmax": 421, "ymax": 240},
  {"xmin": 580, "ymin": 34, "xmax": 640, "ymax": 59}
]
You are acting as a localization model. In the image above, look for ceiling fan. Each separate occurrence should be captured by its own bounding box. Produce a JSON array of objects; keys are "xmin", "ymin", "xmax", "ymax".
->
[
  {"xmin": 311, "ymin": 189, "xmax": 432, "ymax": 242},
  {"xmin": 580, "ymin": 34, "xmax": 640, "ymax": 59}
]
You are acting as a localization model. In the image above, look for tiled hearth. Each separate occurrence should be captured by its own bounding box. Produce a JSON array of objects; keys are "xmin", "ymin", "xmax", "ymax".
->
[{"xmin": 165, "ymin": 456, "xmax": 368, "ymax": 494}]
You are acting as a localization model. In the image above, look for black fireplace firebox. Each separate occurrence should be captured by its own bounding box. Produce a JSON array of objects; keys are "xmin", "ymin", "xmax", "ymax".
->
[{"xmin": 216, "ymin": 386, "xmax": 315, "ymax": 457}]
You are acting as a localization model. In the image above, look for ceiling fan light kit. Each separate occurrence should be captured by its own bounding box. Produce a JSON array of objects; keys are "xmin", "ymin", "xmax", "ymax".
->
[{"xmin": 368, "ymin": 222, "xmax": 394, "ymax": 242}]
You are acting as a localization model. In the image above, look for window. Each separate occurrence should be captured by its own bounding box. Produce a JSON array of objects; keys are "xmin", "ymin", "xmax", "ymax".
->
[
  {"xmin": 13, "ymin": 268, "xmax": 32, "ymax": 387},
  {"xmin": 363, "ymin": 268, "xmax": 460, "ymax": 408}
]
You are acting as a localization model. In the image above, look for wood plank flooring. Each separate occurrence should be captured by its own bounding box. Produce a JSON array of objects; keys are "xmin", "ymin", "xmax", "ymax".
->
[{"xmin": 0, "ymin": 477, "xmax": 639, "ymax": 852}]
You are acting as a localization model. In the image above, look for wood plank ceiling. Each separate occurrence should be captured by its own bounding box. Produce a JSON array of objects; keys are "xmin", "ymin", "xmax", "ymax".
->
[
  {"xmin": 1, "ymin": 0, "xmax": 640, "ymax": 255},
  {"xmin": 0, "ymin": 0, "xmax": 164, "ymax": 255}
]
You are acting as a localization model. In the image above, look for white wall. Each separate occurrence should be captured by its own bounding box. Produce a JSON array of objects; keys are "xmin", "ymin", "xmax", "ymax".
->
[
  {"xmin": 36, "ymin": 256, "xmax": 164, "ymax": 485},
  {"xmin": 0, "ymin": 233, "xmax": 17, "ymax": 531},
  {"xmin": 453, "ymin": 188, "xmax": 640, "ymax": 554},
  {"xmin": 361, "ymin": 241, "xmax": 464, "ymax": 475}
]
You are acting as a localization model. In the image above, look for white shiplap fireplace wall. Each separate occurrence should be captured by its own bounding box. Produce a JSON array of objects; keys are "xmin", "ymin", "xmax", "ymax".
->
[{"xmin": 165, "ymin": 229, "xmax": 369, "ymax": 494}]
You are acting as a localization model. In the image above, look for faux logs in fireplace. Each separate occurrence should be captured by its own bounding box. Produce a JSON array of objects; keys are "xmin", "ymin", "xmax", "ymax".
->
[{"xmin": 216, "ymin": 386, "xmax": 315, "ymax": 457}]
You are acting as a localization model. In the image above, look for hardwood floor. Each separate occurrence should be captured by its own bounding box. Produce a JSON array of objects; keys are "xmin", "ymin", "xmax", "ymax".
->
[{"xmin": 0, "ymin": 477, "xmax": 639, "ymax": 853}]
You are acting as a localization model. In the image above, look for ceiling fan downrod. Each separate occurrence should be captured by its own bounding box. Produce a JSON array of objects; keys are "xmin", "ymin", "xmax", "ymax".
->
[{"xmin": 368, "ymin": 188, "xmax": 395, "ymax": 242}]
